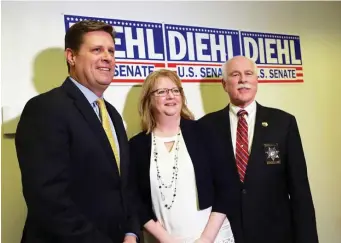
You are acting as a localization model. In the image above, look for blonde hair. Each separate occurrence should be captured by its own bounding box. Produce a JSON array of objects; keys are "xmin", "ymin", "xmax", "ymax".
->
[{"xmin": 139, "ymin": 69, "xmax": 194, "ymax": 133}]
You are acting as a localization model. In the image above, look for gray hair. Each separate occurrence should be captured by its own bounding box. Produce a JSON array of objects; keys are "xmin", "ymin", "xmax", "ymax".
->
[{"xmin": 221, "ymin": 56, "xmax": 258, "ymax": 82}]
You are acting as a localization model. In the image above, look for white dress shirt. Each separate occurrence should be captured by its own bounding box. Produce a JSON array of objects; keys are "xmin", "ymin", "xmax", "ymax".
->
[
  {"xmin": 229, "ymin": 101, "xmax": 257, "ymax": 157},
  {"xmin": 69, "ymin": 77, "xmax": 120, "ymax": 157}
]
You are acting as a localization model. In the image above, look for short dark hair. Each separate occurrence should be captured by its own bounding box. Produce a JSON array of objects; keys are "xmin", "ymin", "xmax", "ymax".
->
[{"xmin": 64, "ymin": 20, "xmax": 116, "ymax": 72}]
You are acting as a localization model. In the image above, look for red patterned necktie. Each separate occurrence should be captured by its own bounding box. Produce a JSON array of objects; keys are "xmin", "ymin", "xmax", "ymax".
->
[{"xmin": 236, "ymin": 109, "xmax": 249, "ymax": 182}]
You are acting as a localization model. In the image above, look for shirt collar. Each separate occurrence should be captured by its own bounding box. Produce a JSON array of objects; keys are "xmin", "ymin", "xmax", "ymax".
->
[
  {"xmin": 69, "ymin": 76, "xmax": 102, "ymax": 105},
  {"xmin": 229, "ymin": 100, "xmax": 256, "ymax": 118}
]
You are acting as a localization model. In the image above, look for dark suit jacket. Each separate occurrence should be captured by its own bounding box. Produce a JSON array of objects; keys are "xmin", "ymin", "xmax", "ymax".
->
[
  {"xmin": 129, "ymin": 118, "xmax": 243, "ymax": 243},
  {"xmin": 15, "ymin": 78, "xmax": 139, "ymax": 243},
  {"xmin": 198, "ymin": 103, "xmax": 318, "ymax": 243}
]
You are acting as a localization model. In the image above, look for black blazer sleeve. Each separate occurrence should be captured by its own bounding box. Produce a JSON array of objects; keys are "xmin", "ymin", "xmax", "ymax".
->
[
  {"xmin": 199, "ymin": 122, "xmax": 241, "ymax": 218},
  {"xmin": 15, "ymin": 97, "xmax": 113, "ymax": 243},
  {"xmin": 286, "ymin": 116, "xmax": 318, "ymax": 243},
  {"xmin": 197, "ymin": 119, "xmax": 244, "ymax": 243},
  {"xmin": 129, "ymin": 134, "xmax": 157, "ymax": 227}
]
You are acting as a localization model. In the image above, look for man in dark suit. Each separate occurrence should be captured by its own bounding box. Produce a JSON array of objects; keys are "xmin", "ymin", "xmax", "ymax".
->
[
  {"xmin": 198, "ymin": 55, "xmax": 318, "ymax": 243},
  {"xmin": 15, "ymin": 20, "xmax": 139, "ymax": 243}
]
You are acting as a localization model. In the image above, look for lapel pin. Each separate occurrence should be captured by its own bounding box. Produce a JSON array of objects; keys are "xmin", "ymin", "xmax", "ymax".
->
[{"xmin": 262, "ymin": 122, "xmax": 268, "ymax": 127}]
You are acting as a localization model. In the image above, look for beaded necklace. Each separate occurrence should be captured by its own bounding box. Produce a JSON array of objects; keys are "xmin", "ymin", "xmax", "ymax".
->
[{"xmin": 152, "ymin": 131, "xmax": 181, "ymax": 210}]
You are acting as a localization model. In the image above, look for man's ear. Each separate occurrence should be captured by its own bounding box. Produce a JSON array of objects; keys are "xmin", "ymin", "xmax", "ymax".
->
[
  {"xmin": 65, "ymin": 48, "xmax": 76, "ymax": 66},
  {"xmin": 221, "ymin": 78, "xmax": 226, "ymax": 88},
  {"xmin": 221, "ymin": 79, "xmax": 228, "ymax": 92}
]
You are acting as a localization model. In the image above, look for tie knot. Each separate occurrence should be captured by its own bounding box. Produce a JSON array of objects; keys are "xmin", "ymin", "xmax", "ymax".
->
[
  {"xmin": 96, "ymin": 98, "xmax": 105, "ymax": 109},
  {"xmin": 237, "ymin": 109, "xmax": 248, "ymax": 118}
]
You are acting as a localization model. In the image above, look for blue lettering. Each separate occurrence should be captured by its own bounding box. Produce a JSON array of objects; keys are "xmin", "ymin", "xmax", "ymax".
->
[
  {"xmin": 199, "ymin": 67, "xmax": 222, "ymax": 78},
  {"xmin": 177, "ymin": 67, "xmax": 185, "ymax": 78},
  {"xmin": 258, "ymin": 69, "xmax": 265, "ymax": 78},
  {"xmin": 200, "ymin": 67, "xmax": 206, "ymax": 78},
  {"xmin": 115, "ymin": 64, "xmax": 155, "ymax": 77},
  {"xmin": 269, "ymin": 69, "xmax": 296, "ymax": 79},
  {"xmin": 188, "ymin": 67, "xmax": 194, "ymax": 77}
]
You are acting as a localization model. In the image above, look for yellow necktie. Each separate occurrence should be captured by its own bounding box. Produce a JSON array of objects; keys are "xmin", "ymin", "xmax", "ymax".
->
[{"xmin": 97, "ymin": 98, "xmax": 120, "ymax": 173}]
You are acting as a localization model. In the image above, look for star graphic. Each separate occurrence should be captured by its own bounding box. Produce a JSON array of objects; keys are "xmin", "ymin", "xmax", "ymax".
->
[{"xmin": 265, "ymin": 147, "xmax": 280, "ymax": 161}]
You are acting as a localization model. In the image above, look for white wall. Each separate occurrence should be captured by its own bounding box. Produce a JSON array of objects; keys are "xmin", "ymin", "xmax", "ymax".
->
[{"xmin": 2, "ymin": 1, "xmax": 341, "ymax": 243}]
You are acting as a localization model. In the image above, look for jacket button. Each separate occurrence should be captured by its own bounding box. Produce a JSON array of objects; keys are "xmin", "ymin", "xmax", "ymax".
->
[{"xmin": 242, "ymin": 189, "xmax": 247, "ymax": 194}]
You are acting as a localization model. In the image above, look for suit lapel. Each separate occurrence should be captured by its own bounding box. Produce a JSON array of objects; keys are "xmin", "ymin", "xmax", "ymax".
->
[
  {"xmin": 179, "ymin": 119, "xmax": 199, "ymax": 167},
  {"xmin": 244, "ymin": 103, "xmax": 266, "ymax": 183},
  {"xmin": 61, "ymin": 79, "xmax": 118, "ymax": 174},
  {"xmin": 105, "ymin": 102, "xmax": 128, "ymax": 177},
  {"xmin": 217, "ymin": 106, "xmax": 237, "ymax": 166},
  {"xmin": 218, "ymin": 104, "xmax": 267, "ymax": 184}
]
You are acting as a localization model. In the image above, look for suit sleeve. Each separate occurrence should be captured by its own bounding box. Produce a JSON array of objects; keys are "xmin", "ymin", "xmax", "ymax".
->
[
  {"xmin": 129, "ymin": 137, "xmax": 157, "ymax": 226},
  {"xmin": 197, "ymin": 120, "xmax": 244, "ymax": 243},
  {"xmin": 15, "ymin": 98, "xmax": 113, "ymax": 243},
  {"xmin": 286, "ymin": 116, "xmax": 319, "ymax": 243},
  {"xmin": 200, "ymin": 122, "xmax": 240, "ymax": 217}
]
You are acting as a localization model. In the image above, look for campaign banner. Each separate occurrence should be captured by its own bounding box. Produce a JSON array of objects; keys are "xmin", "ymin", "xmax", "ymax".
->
[
  {"xmin": 165, "ymin": 24, "xmax": 240, "ymax": 83},
  {"xmin": 241, "ymin": 31, "xmax": 303, "ymax": 83},
  {"xmin": 64, "ymin": 15, "xmax": 303, "ymax": 84}
]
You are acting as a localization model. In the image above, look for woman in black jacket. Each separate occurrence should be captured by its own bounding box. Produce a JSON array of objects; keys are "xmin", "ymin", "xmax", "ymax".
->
[{"xmin": 129, "ymin": 69, "xmax": 241, "ymax": 243}]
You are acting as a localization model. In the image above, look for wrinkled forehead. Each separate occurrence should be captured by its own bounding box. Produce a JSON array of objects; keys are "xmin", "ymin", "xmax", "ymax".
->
[{"xmin": 227, "ymin": 57, "xmax": 256, "ymax": 74}]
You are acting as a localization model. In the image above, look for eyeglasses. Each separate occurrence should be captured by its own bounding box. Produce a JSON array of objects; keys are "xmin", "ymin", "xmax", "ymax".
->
[{"xmin": 151, "ymin": 87, "xmax": 182, "ymax": 97}]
